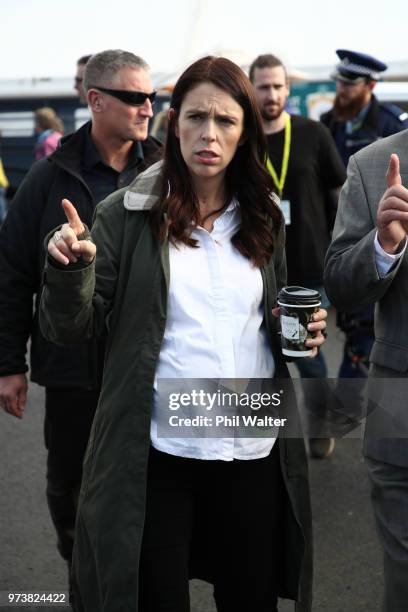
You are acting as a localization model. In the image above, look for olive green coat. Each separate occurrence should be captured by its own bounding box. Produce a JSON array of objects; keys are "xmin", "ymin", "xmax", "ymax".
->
[{"xmin": 40, "ymin": 162, "xmax": 312, "ymax": 612}]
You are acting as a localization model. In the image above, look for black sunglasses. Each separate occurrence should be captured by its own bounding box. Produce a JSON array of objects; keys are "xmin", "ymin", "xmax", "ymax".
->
[{"xmin": 89, "ymin": 85, "xmax": 157, "ymax": 106}]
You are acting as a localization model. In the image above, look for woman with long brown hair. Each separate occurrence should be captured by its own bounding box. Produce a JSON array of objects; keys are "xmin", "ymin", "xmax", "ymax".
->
[{"xmin": 40, "ymin": 56, "xmax": 326, "ymax": 612}]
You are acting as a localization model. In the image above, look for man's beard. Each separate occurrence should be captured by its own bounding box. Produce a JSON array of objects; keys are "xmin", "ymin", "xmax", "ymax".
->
[
  {"xmin": 261, "ymin": 102, "xmax": 285, "ymax": 122},
  {"xmin": 331, "ymin": 90, "xmax": 369, "ymax": 122}
]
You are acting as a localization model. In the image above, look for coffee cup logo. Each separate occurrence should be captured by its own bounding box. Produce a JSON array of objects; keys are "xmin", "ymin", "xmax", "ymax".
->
[{"xmin": 278, "ymin": 286, "xmax": 321, "ymax": 357}]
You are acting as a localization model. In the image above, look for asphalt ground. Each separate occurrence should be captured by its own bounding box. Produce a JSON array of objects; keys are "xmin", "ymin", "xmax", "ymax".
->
[{"xmin": 0, "ymin": 309, "xmax": 383, "ymax": 611}]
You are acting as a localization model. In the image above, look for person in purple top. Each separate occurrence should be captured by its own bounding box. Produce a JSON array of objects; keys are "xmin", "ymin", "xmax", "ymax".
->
[{"xmin": 34, "ymin": 107, "xmax": 64, "ymax": 160}]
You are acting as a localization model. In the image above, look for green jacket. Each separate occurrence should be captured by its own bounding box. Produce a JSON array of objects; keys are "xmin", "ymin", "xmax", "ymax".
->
[{"xmin": 40, "ymin": 162, "xmax": 312, "ymax": 612}]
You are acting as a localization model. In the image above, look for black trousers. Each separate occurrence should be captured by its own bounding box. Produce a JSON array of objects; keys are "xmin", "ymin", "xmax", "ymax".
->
[
  {"xmin": 139, "ymin": 442, "xmax": 286, "ymax": 612},
  {"xmin": 44, "ymin": 387, "xmax": 99, "ymax": 563}
]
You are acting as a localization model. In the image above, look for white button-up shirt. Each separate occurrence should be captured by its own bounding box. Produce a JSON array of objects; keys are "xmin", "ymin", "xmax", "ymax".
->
[{"xmin": 151, "ymin": 200, "xmax": 277, "ymax": 460}]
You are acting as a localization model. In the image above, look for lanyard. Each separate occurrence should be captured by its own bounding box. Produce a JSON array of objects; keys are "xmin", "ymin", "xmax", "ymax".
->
[{"xmin": 265, "ymin": 112, "xmax": 291, "ymax": 197}]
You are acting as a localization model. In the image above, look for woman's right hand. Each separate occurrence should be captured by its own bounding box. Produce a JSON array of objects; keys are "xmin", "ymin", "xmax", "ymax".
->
[{"xmin": 48, "ymin": 199, "xmax": 96, "ymax": 265}]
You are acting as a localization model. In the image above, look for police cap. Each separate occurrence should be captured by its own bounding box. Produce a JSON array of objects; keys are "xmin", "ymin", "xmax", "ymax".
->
[{"xmin": 332, "ymin": 49, "xmax": 388, "ymax": 84}]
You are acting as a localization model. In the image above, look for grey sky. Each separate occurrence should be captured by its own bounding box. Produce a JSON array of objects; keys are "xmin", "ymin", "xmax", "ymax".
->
[{"xmin": 3, "ymin": 0, "xmax": 408, "ymax": 79}]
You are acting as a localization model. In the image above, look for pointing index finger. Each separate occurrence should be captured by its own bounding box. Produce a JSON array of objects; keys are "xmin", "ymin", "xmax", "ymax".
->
[{"xmin": 61, "ymin": 199, "xmax": 85, "ymax": 234}]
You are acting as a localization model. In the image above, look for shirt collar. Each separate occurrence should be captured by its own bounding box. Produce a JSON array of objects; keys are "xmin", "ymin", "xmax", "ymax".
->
[
  {"xmin": 224, "ymin": 198, "xmax": 239, "ymax": 213},
  {"xmin": 83, "ymin": 123, "xmax": 144, "ymax": 171},
  {"xmin": 345, "ymin": 101, "xmax": 371, "ymax": 135},
  {"xmin": 212, "ymin": 199, "xmax": 240, "ymax": 232},
  {"xmin": 191, "ymin": 199, "xmax": 240, "ymax": 236}
]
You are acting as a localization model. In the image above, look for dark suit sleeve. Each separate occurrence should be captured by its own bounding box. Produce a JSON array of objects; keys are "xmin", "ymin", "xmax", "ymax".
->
[
  {"xmin": 324, "ymin": 154, "xmax": 403, "ymax": 313},
  {"xmin": 0, "ymin": 160, "xmax": 52, "ymax": 376}
]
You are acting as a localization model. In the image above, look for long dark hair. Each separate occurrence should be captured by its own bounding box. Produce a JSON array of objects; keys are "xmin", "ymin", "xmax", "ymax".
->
[{"xmin": 150, "ymin": 56, "xmax": 282, "ymax": 267}]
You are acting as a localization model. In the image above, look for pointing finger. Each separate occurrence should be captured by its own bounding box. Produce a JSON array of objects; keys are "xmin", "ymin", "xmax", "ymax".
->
[
  {"xmin": 61, "ymin": 199, "xmax": 85, "ymax": 235},
  {"xmin": 386, "ymin": 154, "xmax": 402, "ymax": 189}
]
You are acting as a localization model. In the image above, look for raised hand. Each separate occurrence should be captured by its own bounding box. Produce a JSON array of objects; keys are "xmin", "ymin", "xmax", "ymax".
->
[
  {"xmin": 377, "ymin": 154, "xmax": 408, "ymax": 254},
  {"xmin": 48, "ymin": 199, "xmax": 96, "ymax": 265}
]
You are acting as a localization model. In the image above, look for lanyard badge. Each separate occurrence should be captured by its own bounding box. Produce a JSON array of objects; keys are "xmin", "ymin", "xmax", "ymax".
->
[{"xmin": 265, "ymin": 112, "xmax": 292, "ymax": 225}]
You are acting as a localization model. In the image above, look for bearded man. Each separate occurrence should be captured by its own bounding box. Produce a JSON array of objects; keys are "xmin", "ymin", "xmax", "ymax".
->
[
  {"xmin": 321, "ymin": 49, "xmax": 408, "ymax": 168},
  {"xmin": 249, "ymin": 54, "xmax": 346, "ymax": 459}
]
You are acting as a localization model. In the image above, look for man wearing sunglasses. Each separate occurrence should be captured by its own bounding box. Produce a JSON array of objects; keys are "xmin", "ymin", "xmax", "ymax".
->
[{"xmin": 0, "ymin": 49, "xmax": 161, "ymax": 592}]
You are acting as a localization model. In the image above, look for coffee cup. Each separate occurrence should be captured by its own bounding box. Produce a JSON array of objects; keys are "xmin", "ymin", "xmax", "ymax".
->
[{"xmin": 277, "ymin": 286, "xmax": 321, "ymax": 357}]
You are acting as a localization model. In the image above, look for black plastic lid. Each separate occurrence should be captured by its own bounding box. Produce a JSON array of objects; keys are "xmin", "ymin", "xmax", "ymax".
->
[{"xmin": 278, "ymin": 286, "xmax": 321, "ymax": 306}]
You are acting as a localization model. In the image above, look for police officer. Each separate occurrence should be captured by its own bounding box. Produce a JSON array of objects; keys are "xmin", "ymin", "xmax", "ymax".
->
[
  {"xmin": 321, "ymin": 50, "xmax": 408, "ymax": 380},
  {"xmin": 321, "ymin": 49, "xmax": 408, "ymax": 167}
]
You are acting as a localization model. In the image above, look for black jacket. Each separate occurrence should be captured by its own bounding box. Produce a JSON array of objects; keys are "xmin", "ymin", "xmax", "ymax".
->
[
  {"xmin": 0, "ymin": 121, "xmax": 161, "ymax": 388},
  {"xmin": 321, "ymin": 94, "xmax": 408, "ymax": 167}
]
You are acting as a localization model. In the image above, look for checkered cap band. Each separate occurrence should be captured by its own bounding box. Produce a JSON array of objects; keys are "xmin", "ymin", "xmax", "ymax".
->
[{"xmin": 337, "ymin": 59, "xmax": 380, "ymax": 81}]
